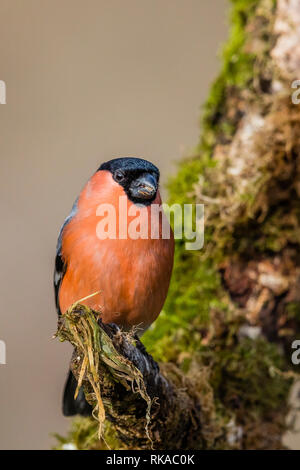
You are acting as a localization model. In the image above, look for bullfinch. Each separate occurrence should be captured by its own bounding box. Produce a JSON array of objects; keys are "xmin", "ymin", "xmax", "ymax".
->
[{"xmin": 54, "ymin": 157, "xmax": 174, "ymax": 416}]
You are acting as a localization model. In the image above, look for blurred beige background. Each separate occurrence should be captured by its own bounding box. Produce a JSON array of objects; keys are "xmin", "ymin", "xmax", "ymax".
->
[{"xmin": 0, "ymin": 0, "xmax": 229, "ymax": 449}]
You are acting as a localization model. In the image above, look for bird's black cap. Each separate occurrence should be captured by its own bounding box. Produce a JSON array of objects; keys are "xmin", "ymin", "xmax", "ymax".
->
[{"xmin": 98, "ymin": 157, "xmax": 159, "ymax": 178}]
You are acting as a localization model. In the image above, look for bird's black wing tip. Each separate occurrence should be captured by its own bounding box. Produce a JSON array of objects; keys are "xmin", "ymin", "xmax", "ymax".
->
[{"xmin": 63, "ymin": 369, "xmax": 93, "ymax": 417}]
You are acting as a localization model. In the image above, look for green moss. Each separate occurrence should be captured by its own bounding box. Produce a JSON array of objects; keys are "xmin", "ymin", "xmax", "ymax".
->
[
  {"xmin": 167, "ymin": 156, "xmax": 213, "ymax": 205},
  {"xmin": 143, "ymin": 254, "xmax": 226, "ymax": 361},
  {"xmin": 202, "ymin": 0, "xmax": 260, "ymax": 152},
  {"xmin": 221, "ymin": 0, "xmax": 259, "ymax": 86},
  {"xmin": 53, "ymin": 417, "xmax": 99, "ymax": 450},
  {"xmin": 53, "ymin": 417, "xmax": 125, "ymax": 450},
  {"xmin": 211, "ymin": 337, "xmax": 291, "ymax": 417},
  {"xmin": 286, "ymin": 302, "xmax": 300, "ymax": 323}
]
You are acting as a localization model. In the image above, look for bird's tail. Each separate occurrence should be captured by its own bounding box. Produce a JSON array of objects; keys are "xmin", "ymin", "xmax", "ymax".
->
[{"xmin": 63, "ymin": 369, "xmax": 93, "ymax": 417}]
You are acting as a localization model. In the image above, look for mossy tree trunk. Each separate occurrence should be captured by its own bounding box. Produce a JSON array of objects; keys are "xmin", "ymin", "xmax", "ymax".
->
[{"xmin": 56, "ymin": 0, "xmax": 300, "ymax": 450}]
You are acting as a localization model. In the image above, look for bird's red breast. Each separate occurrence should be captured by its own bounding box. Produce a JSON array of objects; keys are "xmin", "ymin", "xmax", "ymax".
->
[{"xmin": 59, "ymin": 170, "xmax": 174, "ymax": 331}]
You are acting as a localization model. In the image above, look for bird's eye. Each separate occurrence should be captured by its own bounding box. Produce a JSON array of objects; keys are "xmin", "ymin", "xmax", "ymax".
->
[{"xmin": 114, "ymin": 170, "xmax": 125, "ymax": 182}]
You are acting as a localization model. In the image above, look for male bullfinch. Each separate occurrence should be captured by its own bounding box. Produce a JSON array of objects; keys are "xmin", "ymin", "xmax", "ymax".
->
[{"xmin": 54, "ymin": 157, "xmax": 174, "ymax": 416}]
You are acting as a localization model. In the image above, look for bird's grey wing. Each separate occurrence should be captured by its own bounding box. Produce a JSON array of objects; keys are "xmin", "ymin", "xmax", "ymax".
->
[{"xmin": 54, "ymin": 198, "xmax": 78, "ymax": 315}]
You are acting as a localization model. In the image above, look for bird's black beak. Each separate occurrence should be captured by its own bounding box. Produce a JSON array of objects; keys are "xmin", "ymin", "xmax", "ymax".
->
[{"xmin": 129, "ymin": 173, "xmax": 157, "ymax": 200}]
